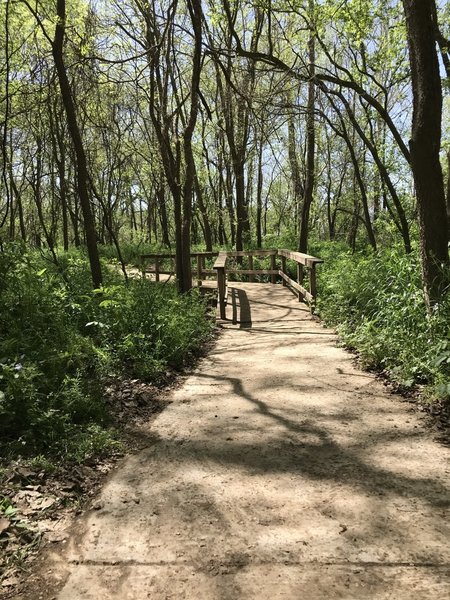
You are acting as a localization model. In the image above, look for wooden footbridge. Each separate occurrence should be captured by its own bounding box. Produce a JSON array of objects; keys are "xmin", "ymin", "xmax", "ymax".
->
[{"xmin": 140, "ymin": 249, "xmax": 323, "ymax": 317}]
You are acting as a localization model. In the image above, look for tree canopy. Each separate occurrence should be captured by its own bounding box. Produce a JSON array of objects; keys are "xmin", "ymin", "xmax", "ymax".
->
[{"xmin": 0, "ymin": 0, "xmax": 449, "ymax": 299}]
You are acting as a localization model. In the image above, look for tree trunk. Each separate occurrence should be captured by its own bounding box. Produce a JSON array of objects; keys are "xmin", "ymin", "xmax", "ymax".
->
[
  {"xmin": 157, "ymin": 183, "xmax": 171, "ymax": 248},
  {"xmin": 234, "ymin": 158, "xmax": 249, "ymax": 251},
  {"xmin": 402, "ymin": 0, "xmax": 449, "ymax": 306},
  {"xmin": 52, "ymin": 0, "xmax": 102, "ymax": 287},
  {"xmin": 299, "ymin": 10, "xmax": 315, "ymax": 253},
  {"xmin": 256, "ymin": 133, "xmax": 264, "ymax": 248},
  {"xmin": 288, "ymin": 106, "xmax": 304, "ymax": 232},
  {"xmin": 194, "ymin": 175, "xmax": 213, "ymax": 251}
]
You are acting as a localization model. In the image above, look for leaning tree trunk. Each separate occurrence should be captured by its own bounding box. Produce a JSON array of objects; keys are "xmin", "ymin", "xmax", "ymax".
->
[
  {"xmin": 52, "ymin": 0, "xmax": 102, "ymax": 287},
  {"xmin": 402, "ymin": 0, "xmax": 449, "ymax": 306}
]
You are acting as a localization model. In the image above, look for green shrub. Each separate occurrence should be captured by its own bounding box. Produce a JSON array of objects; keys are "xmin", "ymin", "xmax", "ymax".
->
[
  {"xmin": 315, "ymin": 242, "xmax": 450, "ymax": 399},
  {"xmin": 0, "ymin": 244, "xmax": 214, "ymax": 462}
]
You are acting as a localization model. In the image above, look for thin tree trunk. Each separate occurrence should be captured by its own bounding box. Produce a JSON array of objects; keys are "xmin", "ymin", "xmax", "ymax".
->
[
  {"xmin": 299, "ymin": 8, "xmax": 315, "ymax": 253},
  {"xmin": 256, "ymin": 133, "xmax": 264, "ymax": 248},
  {"xmin": 194, "ymin": 175, "xmax": 213, "ymax": 251}
]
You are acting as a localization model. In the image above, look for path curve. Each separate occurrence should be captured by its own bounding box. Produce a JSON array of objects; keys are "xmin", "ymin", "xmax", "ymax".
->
[{"xmin": 38, "ymin": 283, "xmax": 450, "ymax": 598}]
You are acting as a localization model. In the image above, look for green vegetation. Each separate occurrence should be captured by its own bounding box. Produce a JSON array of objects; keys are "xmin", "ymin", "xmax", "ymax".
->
[
  {"xmin": 315, "ymin": 242, "xmax": 450, "ymax": 400},
  {"xmin": 0, "ymin": 244, "xmax": 214, "ymax": 464}
]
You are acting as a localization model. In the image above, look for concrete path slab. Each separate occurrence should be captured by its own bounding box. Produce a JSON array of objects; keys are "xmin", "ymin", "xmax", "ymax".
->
[{"xmin": 41, "ymin": 283, "xmax": 450, "ymax": 599}]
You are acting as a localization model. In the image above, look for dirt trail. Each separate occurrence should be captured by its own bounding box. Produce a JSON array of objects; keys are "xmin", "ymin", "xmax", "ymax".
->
[{"xmin": 30, "ymin": 283, "xmax": 450, "ymax": 599}]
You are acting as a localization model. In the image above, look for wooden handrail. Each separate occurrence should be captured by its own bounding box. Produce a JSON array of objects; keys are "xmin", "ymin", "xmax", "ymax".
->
[
  {"xmin": 277, "ymin": 248, "xmax": 324, "ymax": 267},
  {"xmin": 277, "ymin": 249, "xmax": 322, "ymax": 310}
]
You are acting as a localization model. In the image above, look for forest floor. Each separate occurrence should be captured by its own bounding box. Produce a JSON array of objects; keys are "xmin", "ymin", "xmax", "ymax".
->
[{"xmin": 13, "ymin": 282, "xmax": 450, "ymax": 599}]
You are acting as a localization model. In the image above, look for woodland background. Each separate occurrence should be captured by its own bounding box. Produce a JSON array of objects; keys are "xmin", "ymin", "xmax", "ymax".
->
[{"xmin": 0, "ymin": 0, "xmax": 449, "ymax": 464}]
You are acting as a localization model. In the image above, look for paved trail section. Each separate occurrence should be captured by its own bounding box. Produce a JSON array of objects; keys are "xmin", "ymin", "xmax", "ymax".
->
[{"xmin": 40, "ymin": 283, "xmax": 449, "ymax": 599}]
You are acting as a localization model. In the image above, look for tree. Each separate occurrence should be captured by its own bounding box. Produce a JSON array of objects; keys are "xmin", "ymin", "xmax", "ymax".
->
[
  {"xmin": 22, "ymin": 0, "xmax": 103, "ymax": 287},
  {"xmin": 402, "ymin": 0, "xmax": 449, "ymax": 305}
]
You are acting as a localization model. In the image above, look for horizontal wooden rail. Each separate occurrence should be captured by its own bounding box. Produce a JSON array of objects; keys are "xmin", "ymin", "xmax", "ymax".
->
[
  {"xmin": 277, "ymin": 249, "xmax": 324, "ymax": 267},
  {"xmin": 140, "ymin": 248, "xmax": 323, "ymax": 314},
  {"xmin": 141, "ymin": 252, "xmax": 219, "ymax": 283},
  {"xmin": 278, "ymin": 270, "xmax": 314, "ymax": 303}
]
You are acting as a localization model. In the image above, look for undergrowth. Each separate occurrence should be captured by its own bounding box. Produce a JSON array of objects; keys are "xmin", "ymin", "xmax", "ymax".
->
[
  {"xmin": 314, "ymin": 241, "xmax": 450, "ymax": 401},
  {"xmin": 0, "ymin": 243, "xmax": 214, "ymax": 464}
]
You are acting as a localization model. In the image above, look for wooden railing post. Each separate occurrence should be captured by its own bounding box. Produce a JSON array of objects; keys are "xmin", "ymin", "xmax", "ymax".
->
[
  {"xmin": 214, "ymin": 251, "xmax": 228, "ymax": 320},
  {"xmin": 271, "ymin": 253, "xmax": 276, "ymax": 284},
  {"xmin": 141, "ymin": 255, "xmax": 146, "ymax": 279},
  {"xmin": 248, "ymin": 255, "xmax": 254, "ymax": 282},
  {"xmin": 309, "ymin": 263, "xmax": 317, "ymax": 307},
  {"xmin": 155, "ymin": 257, "xmax": 160, "ymax": 282},
  {"xmin": 218, "ymin": 268, "xmax": 226, "ymax": 319},
  {"xmin": 297, "ymin": 263, "xmax": 304, "ymax": 301},
  {"xmin": 197, "ymin": 255, "xmax": 202, "ymax": 286},
  {"xmin": 281, "ymin": 255, "xmax": 287, "ymax": 287}
]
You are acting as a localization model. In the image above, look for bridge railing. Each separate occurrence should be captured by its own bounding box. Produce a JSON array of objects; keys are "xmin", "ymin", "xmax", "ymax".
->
[
  {"xmin": 277, "ymin": 249, "xmax": 324, "ymax": 306},
  {"xmin": 140, "ymin": 248, "xmax": 323, "ymax": 317},
  {"xmin": 214, "ymin": 249, "xmax": 323, "ymax": 317},
  {"xmin": 140, "ymin": 252, "xmax": 218, "ymax": 282}
]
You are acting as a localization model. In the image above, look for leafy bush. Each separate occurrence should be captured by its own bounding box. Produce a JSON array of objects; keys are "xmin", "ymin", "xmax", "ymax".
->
[
  {"xmin": 315, "ymin": 242, "xmax": 450, "ymax": 399},
  {"xmin": 0, "ymin": 244, "xmax": 214, "ymax": 461},
  {"xmin": 89, "ymin": 281, "xmax": 213, "ymax": 379}
]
